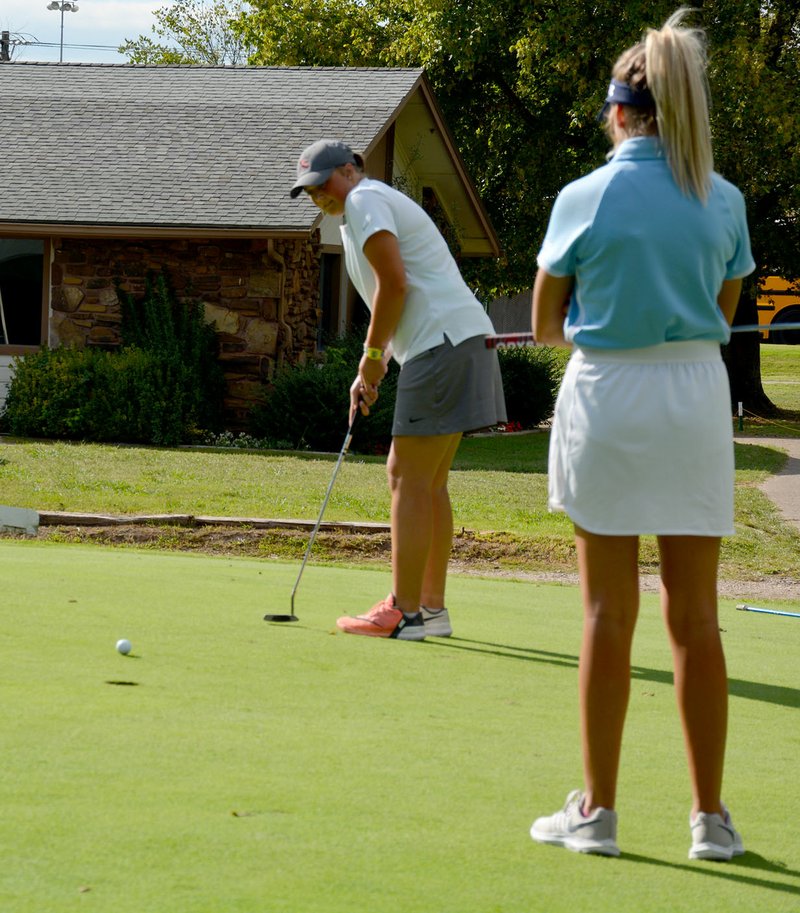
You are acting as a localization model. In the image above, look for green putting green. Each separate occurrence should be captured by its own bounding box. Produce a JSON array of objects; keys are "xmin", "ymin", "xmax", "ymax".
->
[{"xmin": 1, "ymin": 540, "xmax": 798, "ymax": 912}]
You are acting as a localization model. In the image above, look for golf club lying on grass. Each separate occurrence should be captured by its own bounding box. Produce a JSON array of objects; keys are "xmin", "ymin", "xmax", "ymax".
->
[
  {"xmin": 736, "ymin": 603, "xmax": 800, "ymax": 619},
  {"xmin": 485, "ymin": 321, "xmax": 800, "ymax": 348},
  {"xmin": 264, "ymin": 413, "xmax": 357, "ymax": 623}
]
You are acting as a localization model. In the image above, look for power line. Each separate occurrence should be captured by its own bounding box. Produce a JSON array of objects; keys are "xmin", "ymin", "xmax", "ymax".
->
[{"xmin": 20, "ymin": 40, "xmax": 122, "ymax": 51}]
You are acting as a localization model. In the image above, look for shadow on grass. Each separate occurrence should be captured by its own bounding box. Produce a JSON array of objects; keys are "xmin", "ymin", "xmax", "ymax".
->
[
  {"xmin": 733, "ymin": 442, "xmax": 793, "ymax": 472},
  {"xmin": 621, "ymin": 851, "xmax": 800, "ymax": 898},
  {"xmin": 431, "ymin": 638, "xmax": 800, "ymax": 709}
]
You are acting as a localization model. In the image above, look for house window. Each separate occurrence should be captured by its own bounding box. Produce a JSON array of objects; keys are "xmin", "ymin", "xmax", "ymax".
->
[
  {"xmin": 318, "ymin": 252, "xmax": 342, "ymax": 346},
  {"xmin": 0, "ymin": 239, "xmax": 46, "ymax": 348}
]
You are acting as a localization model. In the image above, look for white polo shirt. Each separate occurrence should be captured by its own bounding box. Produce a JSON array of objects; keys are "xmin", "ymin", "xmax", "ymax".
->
[
  {"xmin": 340, "ymin": 178, "xmax": 494, "ymax": 365},
  {"xmin": 538, "ymin": 136, "xmax": 755, "ymax": 349}
]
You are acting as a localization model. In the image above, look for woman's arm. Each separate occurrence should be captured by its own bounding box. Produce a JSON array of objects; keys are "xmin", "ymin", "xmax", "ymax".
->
[
  {"xmin": 717, "ymin": 278, "xmax": 743, "ymax": 326},
  {"xmin": 362, "ymin": 229, "xmax": 407, "ymax": 352},
  {"xmin": 532, "ymin": 268, "xmax": 574, "ymax": 347},
  {"xmin": 351, "ymin": 229, "xmax": 407, "ymax": 416}
]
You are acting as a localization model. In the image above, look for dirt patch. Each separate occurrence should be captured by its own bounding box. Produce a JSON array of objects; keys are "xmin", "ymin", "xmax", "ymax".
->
[{"xmin": 19, "ymin": 523, "xmax": 800, "ymax": 603}]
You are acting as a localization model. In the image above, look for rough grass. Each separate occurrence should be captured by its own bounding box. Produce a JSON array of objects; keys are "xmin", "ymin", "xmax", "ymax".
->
[
  {"xmin": 1, "ymin": 342, "xmax": 798, "ymax": 581},
  {"xmin": 1, "ymin": 429, "xmax": 799, "ymax": 582},
  {"xmin": 742, "ymin": 343, "xmax": 800, "ymax": 430}
]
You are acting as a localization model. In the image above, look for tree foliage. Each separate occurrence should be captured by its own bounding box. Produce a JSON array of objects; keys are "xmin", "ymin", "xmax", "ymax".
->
[
  {"xmin": 242, "ymin": 0, "xmax": 800, "ymax": 413},
  {"xmin": 120, "ymin": 0, "xmax": 254, "ymax": 65},
  {"xmin": 238, "ymin": 2, "xmax": 799, "ymax": 292},
  {"xmin": 122, "ymin": 0, "xmax": 800, "ymax": 412},
  {"xmin": 703, "ymin": 1, "xmax": 800, "ymax": 412}
]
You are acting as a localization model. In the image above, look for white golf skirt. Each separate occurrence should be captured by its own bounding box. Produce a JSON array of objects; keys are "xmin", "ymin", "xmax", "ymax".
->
[{"xmin": 548, "ymin": 341, "xmax": 734, "ymax": 536}]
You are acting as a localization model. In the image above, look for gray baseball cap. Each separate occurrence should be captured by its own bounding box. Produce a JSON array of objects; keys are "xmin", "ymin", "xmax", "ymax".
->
[{"xmin": 290, "ymin": 139, "xmax": 364, "ymax": 198}]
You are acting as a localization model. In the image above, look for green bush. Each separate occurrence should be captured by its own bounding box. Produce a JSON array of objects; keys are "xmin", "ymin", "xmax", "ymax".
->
[
  {"xmin": 248, "ymin": 360, "xmax": 353, "ymax": 452},
  {"xmin": 248, "ymin": 331, "xmax": 566, "ymax": 453},
  {"xmin": 4, "ymin": 270, "xmax": 225, "ymax": 446},
  {"xmin": 3, "ymin": 346, "xmax": 203, "ymax": 445},
  {"xmin": 120, "ymin": 271, "xmax": 225, "ymax": 435},
  {"xmin": 249, "ymin": 328, "xmax": 398, "ymax": 454},
  {"xmin": 3, "ymin": 347, "xmax": 100, "ymax": 439},
  {"xmin": 497, "ymin": 344, "xmax": 563, "ymax": 429}
]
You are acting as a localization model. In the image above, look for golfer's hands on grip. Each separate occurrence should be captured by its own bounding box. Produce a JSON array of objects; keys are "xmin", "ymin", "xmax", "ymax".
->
[{"xmin": 350, "ymin": 353, "xmax": 386, "ymax": 421}]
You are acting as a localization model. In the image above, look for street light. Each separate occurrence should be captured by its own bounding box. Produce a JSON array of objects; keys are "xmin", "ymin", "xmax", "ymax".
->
[{"xmin": 46, "ymin": 1, "xmax": 79, "ymax": 63}]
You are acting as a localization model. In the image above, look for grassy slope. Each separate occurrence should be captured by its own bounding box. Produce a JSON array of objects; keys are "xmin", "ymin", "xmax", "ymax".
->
[
  {"xmin": 2, "ymin": 430, "xmax": 799, "ymax": 581},
  {"xmin": 1, "ymin": 345, "xmax": 798, "ymax": 580}
]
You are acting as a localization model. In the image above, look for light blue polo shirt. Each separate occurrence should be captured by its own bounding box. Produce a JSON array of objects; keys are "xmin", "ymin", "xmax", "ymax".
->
[{"xmin": 537, "ymin": 136, "xmax": 755, "ymax": 348}]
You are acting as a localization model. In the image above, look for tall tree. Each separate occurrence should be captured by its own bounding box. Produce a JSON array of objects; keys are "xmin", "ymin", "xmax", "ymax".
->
[
  {"xmin": 120, "ymin": 0, "xmax": 254, "ymax": 65},
  {"xmin": 241, "ymin": 0, "xmax": 800, "ymax": 413},
  {"xmin": 702, "ymin": 0, "xmax": 800, "ymax": 413},
  {"xmin": 125, "ymin": 0, "xmax": 800, "ymax": 413}
]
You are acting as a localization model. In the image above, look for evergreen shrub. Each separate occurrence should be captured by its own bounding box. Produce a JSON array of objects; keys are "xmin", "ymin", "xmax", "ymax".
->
[
  {"xmin": 497, "ymin": 344, "xmax": 563, "ymax": 429},
  {"xmin": 120, "ymin": 271, "xmax": 225, "ymax": 436},
  {"xmin": 3, "ymin": 271, "xmax": 224, "ymax": 445},
  {"xmin": 249, "ymin": 328, "xmax": 398, "ymax": 454},
  {"xmin": 247, "ymin": 330, "xmax": 565, "ymax": 452}
]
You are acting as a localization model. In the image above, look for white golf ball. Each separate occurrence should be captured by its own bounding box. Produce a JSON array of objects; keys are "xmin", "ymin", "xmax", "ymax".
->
[{"xmin": 116, "ymin": 638, "xmax": 132, "ymax": 655}]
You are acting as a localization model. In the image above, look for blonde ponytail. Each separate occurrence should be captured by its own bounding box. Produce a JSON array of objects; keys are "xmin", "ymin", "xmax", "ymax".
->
[{"xmin": 645, "ymin": 9, "xmax": 713, "ymax": 201}]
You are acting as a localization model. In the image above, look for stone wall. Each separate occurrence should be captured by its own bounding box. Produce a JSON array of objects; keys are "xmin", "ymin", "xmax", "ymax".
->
[{"xmin": 49, "ymin": 236, "xmax": 321, "ymax": 426}]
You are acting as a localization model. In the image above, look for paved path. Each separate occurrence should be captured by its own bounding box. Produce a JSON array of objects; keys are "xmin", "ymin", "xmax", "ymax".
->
[{"xmin": 735, "ymin": 435, "xmax": 800, "ymax": 533}]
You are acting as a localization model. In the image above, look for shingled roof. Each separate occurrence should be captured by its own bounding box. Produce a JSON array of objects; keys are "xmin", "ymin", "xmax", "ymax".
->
[{"xmin": 0, "ymin": 63, "xmax": 434, "ymax": 235}]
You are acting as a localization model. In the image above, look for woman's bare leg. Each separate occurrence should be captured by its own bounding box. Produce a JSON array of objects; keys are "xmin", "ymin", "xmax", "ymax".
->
[
  {"xmin": 659, "ymin": 535, "xmax": 727, "ymax": 817},
  {"xmin": 387, "ymin": 432, "xmax": 462, "ymax": 614},
  {"xmin": 574, "ymin": 525, "xmax": 640, "ymax": 812}
]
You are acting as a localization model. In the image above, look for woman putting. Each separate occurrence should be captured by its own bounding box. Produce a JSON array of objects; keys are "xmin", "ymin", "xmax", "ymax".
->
[
  {"xmin": 529, "ymin": 10, "xmax": 754, "ymax": 860},
  {"xmin": 290, "ymin": 139, "xmax": 505, "ymax": 641}
]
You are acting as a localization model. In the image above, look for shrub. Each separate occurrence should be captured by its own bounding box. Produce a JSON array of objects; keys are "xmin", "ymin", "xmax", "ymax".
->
[
  {"xmin": 497, "ymin": 344, "xmax": 563, "ymax": 429},
  {"xmin": 4, "ymin": 270, "xmax": 225, "ymax": 446},
  {"xmin": 248, "ymin": 359, "xmax": 353, "ymax": 452},
  {"xmin": 3, "ymin": 346, "xmax": 204, "ymax": 445},
  {"xmin": 3, "ymin": 347, "xmax": 101, "ymax": 439},
  {"xmin": 248, "ymin": 332, "xmax": 566, "ymax": 453},
  {"xmin": 249, "ymin": 328, "xmax": 398, "ymax": 454},
  {"xmin": 120, "ymin": 271, "xmax": 225, "ymax": 434}
]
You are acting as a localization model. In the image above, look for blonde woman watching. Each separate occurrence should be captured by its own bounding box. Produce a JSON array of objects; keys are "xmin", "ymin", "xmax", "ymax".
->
[{"xmin": 530, "ymin": 9, "xmax": 754, "ymax": 860}]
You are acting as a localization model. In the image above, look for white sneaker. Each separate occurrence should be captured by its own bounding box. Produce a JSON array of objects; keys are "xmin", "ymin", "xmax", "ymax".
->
[
  {"xmin": 530, "ymin": 790, "xmax": 620, "ymax": 857},
  {"xmin": 689, "ymin": 806, "xmax": 744, "ymax": 861},
  {"xmin": 421, "ymin": 606, "xmax": 452, "ymax": 637}
]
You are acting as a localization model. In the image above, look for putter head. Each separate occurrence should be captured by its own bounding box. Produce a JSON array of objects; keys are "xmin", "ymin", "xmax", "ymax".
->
[{"xmin": 263, "ymin": 613, "xmax": 299, "ymax": 623}]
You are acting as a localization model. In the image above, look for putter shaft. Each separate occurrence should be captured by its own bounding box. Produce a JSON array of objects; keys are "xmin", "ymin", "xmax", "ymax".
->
[{"xmin": 289, "ymin": 416, "xmax": 356, "ymax": 615}]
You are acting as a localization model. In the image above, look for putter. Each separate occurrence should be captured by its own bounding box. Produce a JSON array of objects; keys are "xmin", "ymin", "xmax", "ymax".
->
[
  {"xmin": 264, "ymin": 412, "xmax": 357, "ymax": 623},
  {"xmin": 485, "ymin": 321, "xmax": 800, "ymax": 348},
  {"xmin": 736, "ymin": 603, "xmax": 800, "ymax": 619}
]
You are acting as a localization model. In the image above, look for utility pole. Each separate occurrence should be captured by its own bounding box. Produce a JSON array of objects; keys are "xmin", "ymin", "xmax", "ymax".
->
[{"xmin": 1, "ymin": 31, "xmax": 10, "ymax": 62}]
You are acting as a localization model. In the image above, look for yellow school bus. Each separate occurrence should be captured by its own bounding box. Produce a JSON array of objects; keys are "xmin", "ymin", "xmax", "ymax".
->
[{"xmin": 757, "ymin": 276, "xmax": 800, "ymax": 343}]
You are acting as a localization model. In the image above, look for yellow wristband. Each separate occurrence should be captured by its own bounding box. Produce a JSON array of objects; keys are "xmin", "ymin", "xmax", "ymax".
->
[{"xmin": 363, "ymin": 345, "xmax": 384, "ymax": 361}]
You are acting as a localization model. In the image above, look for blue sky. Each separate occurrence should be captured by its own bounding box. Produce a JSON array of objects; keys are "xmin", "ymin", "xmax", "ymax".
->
[{"xmin": 2, "ymin": 0, "xmax": 161, "ymax": 63}]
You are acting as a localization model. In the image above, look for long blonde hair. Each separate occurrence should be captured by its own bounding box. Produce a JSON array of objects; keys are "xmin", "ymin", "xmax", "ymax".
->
[{"xmin": 611, "ymin": 8, "xmax": 713, "ymax": 201}]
